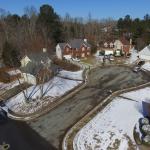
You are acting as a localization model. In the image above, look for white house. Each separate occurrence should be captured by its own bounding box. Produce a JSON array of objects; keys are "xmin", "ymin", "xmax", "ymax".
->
[
  {"xmin": 139, "ymin": 45, "xmax": 150, "ymax": 61},
  {"xmin": 20, "ymin": 48, "xmax": 51, "ymax": 68},
  {"xmin": 21, "ymin": 55, "xmax": 31, "ymax": 67},
  {"xmin": 56, "ymin": 43, "xmax": 64, "ymax": 59},
  {"xmin": 100, "ymin": 38, "xmax": 133, "ymax": 56}
]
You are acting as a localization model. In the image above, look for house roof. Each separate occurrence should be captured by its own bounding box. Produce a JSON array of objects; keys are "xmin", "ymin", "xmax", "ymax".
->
[
  {"xmin": 139, "ymin": 45, "xmax": 150, "ymax": 56},
  {"xmin": 28, "ymin": 52, "xmax": 50, "ymax": 62},
  {"xmin": 58, "ymin": 43, "xmax": 67, "ymax": 50},
  {"xmin": 21, "ymin": 51, "xmax": 51, "ymax": 63},
  {"xmin": 58, "ymin": 39, "xmax": 91, "ymax": 50},
  {"xmin": 69, "ymin": 39, "xmax": 91, "ymax": 49}
]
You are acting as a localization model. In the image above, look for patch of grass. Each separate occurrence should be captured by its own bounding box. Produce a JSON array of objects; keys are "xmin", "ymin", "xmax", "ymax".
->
[
  {"xmin": 53, "ymin": 58, "xmax": 80, "ymax": 71},
  {"xmin": 81, "ymin": 56, "xmax": 95, "ymax": 65}
]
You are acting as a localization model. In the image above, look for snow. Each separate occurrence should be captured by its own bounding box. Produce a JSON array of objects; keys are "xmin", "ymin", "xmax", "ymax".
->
[
  {"xmin": 5, "ymin": 76, "xmax": 82, "ymax": 114},
  {"xmin": 0, "ymin": 73, "xmax": 36, "ymax": 94},
  {"xmin": 7, "ymin": 69, "xmax": 21, "ymax": 76},
  {"xmin": 126, "ymin": 48, "xmax": 138, "ymax": 64},
  {"xmin": 0, "ymin": 79, "xmax": 24, "ymax": 92},
  {"xmin": 58, "ymin": 70, "xmax": 83, "ymax": 80},
  {"xmin": 139, "ymin": 46, "xmax": 150, "ymax": 61},
  {"xmin": 141, "ymin": 62, "xmax": 150, "ymax": 71},
  {"xmin": 63, "ymin": 55, "xmax": 72, "ymax": 60},
  {"xmin": 73, "ymin": 87, "xmax": 150, "ymax": 150},
  {"xmin": 22, "ymin": 73, "xmax": 36, "ymax": 85},
  {"xmin": 121, "ymin": 87, "xmax": 150, "ymax": 103}
]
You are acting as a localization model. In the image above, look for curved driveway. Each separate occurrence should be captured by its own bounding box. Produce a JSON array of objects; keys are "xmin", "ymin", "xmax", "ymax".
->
[{"xmin": 28, "ymin": 66, "xmax": 150, "ymax": 149}]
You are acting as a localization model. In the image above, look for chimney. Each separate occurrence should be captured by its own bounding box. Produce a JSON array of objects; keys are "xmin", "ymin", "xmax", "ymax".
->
[
  {"xmin": 43, "ymin": 48, "xmax": 47, "ymax": 53},
  {"xmin": 84, "ymin": 39, "xmax": 87, "ymax": 43},
  {"xmin": 129, "ymin": 39, "xmax": 132, "ymax": 50},
  {"xmin": 130, "ymin": 39, "xmax": 132, "ymax": 45}
]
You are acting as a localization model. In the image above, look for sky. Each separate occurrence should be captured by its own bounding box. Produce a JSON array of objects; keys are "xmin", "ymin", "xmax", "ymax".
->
[{"xmin": 0, "ymin": 0, "xmax": 150, "ymax": 20}]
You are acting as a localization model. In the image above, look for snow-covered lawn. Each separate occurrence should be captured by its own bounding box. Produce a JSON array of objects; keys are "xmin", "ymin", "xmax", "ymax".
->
[
  {"xmin": 5, "ymin": 70, "xmax": 83, "ymax": 114},
  {"xmin": 0, "ymin": 80, "xmax": 24, "ymax": 93},
  {"xmin": 0, "ymin": 73, "xmax": 36, "ymax": 96},
  {"xmin": 73, "ymin": 87, "xmax": 150, "ymax": 150},
  {"xmin": 58, "ymin": 70, "xmax": 83, "ymax": 80}
]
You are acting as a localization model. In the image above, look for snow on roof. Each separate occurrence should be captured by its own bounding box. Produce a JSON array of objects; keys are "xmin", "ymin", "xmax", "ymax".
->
[
  {"xmin": 139, "ymin": 45, "xmax": 150, "ymax": 56},
  {"xmin": 142, "ymin": 62, "xmax": 150, "ymax": 71}
]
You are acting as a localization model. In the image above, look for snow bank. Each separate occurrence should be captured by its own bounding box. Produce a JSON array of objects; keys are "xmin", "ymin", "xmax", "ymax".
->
[
  {"xmin": 58, "ymin": 70, "xmax": 83, "ymax": 80},
  {"xmin": 6, "ymin": 76, "xmax": 82, "ymax": 114},
  {"xmin": 141, "ymin": 62, "xmax": 150, "ymax": 71}
]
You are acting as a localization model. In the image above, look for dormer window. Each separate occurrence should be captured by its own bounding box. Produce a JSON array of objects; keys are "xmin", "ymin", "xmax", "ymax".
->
[{"xmin": 82, "ymin": 47, "xmax": 85, "ymax": 51}]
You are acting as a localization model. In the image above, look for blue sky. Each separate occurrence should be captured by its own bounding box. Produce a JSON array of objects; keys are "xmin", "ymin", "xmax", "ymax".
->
[{"xmin": 0, "ymin": 0, "xmax": 150, "ymax": 19}]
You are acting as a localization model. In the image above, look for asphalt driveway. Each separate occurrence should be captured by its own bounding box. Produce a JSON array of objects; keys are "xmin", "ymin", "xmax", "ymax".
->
[{"xmin": 28, "ymin": 66, "xmax": 150, "ymax": 149}]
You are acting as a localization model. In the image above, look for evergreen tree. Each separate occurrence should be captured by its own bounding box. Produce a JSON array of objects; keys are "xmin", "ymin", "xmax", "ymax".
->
[
  {"xmin": 36, "ymin": 4, "xmax": 63, "ymax": 44},
  {"xmin": 2, "ymin": 41, "xmax": 21, "ymax": 67}
]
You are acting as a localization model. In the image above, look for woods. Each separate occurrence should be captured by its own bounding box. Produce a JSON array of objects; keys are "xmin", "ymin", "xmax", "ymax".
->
[
  {"xmin": 0, "ymin": 4, "xmax": 64, "ymax": 66},
  {"xmin": 117, "ymin": 14, "xmax": 150, "ymax": 50},
  {"xmin": 0, "ymin": 4, "xmax": 150, "ymax": 67}
]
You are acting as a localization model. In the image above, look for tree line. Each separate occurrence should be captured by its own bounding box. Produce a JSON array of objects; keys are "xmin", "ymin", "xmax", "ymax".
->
[
  {"xmin": 0, "ymin": 4, "xmax": 150, "ymax": 67},
  {"xmin": 117, "ymin": 14, "xmax": 150, "ymax": 50},
  {"xmin": 0, "ymin": 4, "xmax": 63, "ymax": 67}
]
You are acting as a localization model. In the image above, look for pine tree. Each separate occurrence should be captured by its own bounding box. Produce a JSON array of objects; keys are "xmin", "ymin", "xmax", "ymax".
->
[{"xmin": 2, "ymin": 41, "xmax": 21, "ymax": 67}]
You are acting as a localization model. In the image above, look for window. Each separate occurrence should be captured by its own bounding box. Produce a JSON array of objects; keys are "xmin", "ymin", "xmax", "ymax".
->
[
  {"xmin": 82, "ymin": 47, "xmax": 85, "ymax": 51},
  {"xmin": 87, "ymin": 52, "xmax": 90, "ymax": 56},
  {"xmin": 104, "ymin": 42, "xmax": 108, "ymax": 48}
]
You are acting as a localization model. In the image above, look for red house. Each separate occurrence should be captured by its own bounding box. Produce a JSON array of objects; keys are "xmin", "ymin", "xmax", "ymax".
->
[{"xmin": 56, "ymin": 39, "xmax": 91, "ymax": 59}]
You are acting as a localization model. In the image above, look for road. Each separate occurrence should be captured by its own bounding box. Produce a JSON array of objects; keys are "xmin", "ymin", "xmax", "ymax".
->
[
  {"xmin": 27, "ymin": 66, "xmax": 150, "ymax": 149},
  {"xmin": 0, "ymin": 119, "xmax": 56, "ymax": 150}
]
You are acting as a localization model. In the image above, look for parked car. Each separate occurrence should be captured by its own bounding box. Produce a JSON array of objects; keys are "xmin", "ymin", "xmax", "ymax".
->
[
  {"xmin": 137, "ymin": 60, "xmax": 145, "ymax": 66},
  {"xmin": 109, "ymin": 55, "xmax": 115, "ymax": 61},
  {"xmin": 133, "ymin": 66, "xmax": 141, "ymax": 72}
]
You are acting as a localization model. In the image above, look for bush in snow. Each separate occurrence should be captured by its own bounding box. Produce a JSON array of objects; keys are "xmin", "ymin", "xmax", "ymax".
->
[
  {"xmin": 142, "ymin": 135, "xmax": 150, "ymax": 145},
  {"xmin": 141, "ymin": 125, "xmax": 150, "ymax": 136},
  {"xmin": 139, "ymin": 118, "xmax": 149, "ymax": 126}
]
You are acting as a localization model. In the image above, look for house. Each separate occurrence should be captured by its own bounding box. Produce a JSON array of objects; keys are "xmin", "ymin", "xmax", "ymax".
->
[
  {"xmin": 20, "ymin": 48, "xmax": 52, "ymax": 75},
  {"xmin": 21, "ymin": 48, "xmax": 52, "ymax": 68},
  {"xmin": 138, "ymin": 45, "xmax": 150, "ymax": 61},
  {"xmin": 100, "ymin": 38, "xmax": 133, "ymax": 56},
  {"xmin": 0, "ymin": 67, "xmax": 21, "ymax": 83},
  {"xmin": 56, "ymin": 39, "xmax": 91, "ymax": 60}
]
